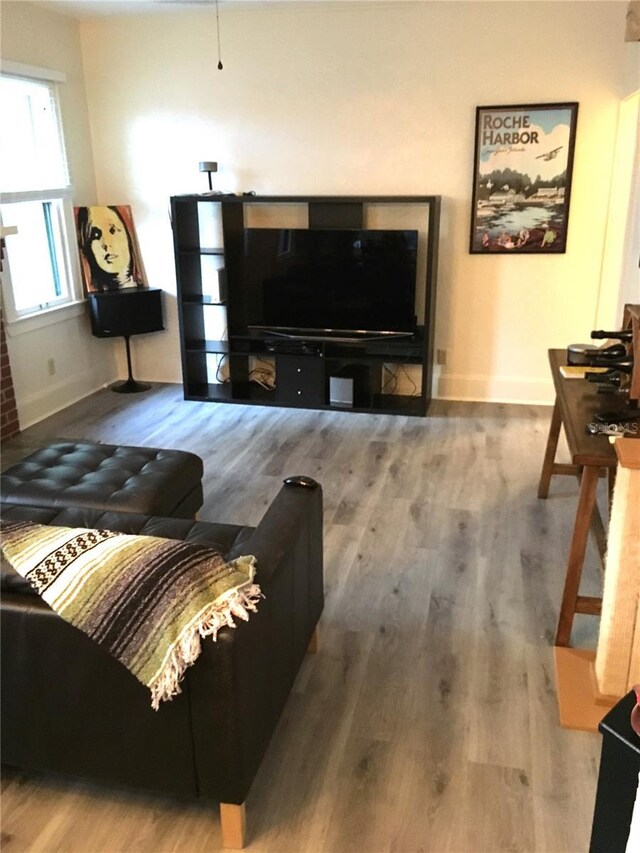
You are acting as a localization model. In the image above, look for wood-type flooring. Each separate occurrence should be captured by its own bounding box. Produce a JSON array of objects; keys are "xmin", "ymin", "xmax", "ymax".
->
[{"xmin": 1, "ymin": 385, "xmax": 605, "ymax": 852}]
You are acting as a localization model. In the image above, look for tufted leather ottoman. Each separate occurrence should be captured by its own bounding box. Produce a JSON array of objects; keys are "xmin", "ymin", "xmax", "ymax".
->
[{"xmin": 0, "ymin": 441, "xmax": 204, "ymax": 519}]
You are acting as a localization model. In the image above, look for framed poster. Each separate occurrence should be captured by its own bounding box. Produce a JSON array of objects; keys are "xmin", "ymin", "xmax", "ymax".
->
[
  {"xmin": 75, "ymin": 205, "xmax": 147, "ymax": 293},
  {"xmin": 469, "ymin": 102, "xmax": 578, "ymax": 254}
]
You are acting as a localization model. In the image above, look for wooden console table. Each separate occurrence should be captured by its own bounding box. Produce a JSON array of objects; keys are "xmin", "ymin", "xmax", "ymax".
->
[{"xmin": 538, "ymin": 349, "xmax": 638, "ymax": 648}]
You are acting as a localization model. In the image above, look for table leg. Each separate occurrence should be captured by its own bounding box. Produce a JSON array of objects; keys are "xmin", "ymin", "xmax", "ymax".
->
[
  {"xmin": 608, "ymin": 466, "xmax": 617, "ymax": 511},
  {"xmin": 538, "ymin": 397, "xmax": 562, "ymax": 498},
  {"xmin": 555, "ymin": 464, "xmax": 602, "ymax": 647},
  {"xmin": 590, "ymin": 504, "xmax": 608, "ymax": 569}
]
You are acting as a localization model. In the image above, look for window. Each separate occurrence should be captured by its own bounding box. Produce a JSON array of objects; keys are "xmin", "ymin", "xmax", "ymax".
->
[{"xmin": 0, "ymin": 70, "xmax": 80, "ymax": 321}]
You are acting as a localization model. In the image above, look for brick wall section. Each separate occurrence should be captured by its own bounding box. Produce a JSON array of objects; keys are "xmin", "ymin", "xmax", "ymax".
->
[{"xmin": 1, "ymin": 245, "xmax": 20, "ymax": 442}]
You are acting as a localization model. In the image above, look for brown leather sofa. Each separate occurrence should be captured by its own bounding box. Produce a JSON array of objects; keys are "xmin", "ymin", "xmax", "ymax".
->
[{"xmin": 1, "ymin": 477, "xmax": 323, "ymax": 848}]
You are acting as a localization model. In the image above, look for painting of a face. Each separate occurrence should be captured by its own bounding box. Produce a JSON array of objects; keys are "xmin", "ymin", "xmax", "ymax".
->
[
  {"xmin": 75, "ymin": 204, "xmax": 147, "ymax": 293},
  {"xmin": 88, "ymin": 208, "xmax": 132, "ymax": 284}
]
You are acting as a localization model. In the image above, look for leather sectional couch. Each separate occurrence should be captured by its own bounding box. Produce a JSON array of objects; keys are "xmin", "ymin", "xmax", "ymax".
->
[{"xmin": 1, "ymin": 475, "xmax": 324, "ymax": 848}]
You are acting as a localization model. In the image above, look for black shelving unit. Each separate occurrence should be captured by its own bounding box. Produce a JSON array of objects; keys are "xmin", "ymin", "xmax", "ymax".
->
[{"xmin": 170, "ymin": 194, "xmax": 441, "ymax": 416}]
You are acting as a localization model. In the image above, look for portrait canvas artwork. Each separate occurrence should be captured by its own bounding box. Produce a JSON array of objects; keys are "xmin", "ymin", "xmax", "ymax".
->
[
  {"xmin": 469, "ymin": 102, "xmax": 578, "ymax": 254},
  {"xmin": 75, "ymin": 205, "xmax": 147, "ymax": 293}
]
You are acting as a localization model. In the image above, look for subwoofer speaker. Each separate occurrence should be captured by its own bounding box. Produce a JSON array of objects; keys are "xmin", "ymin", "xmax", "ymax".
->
[{"xmin": 87, "ymin": 288, "xmax": 164, "ymax": 338}]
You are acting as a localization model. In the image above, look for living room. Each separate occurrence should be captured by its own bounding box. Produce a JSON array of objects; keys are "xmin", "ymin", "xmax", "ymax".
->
[{"xmin": 1, "ymin": 1, "xmax": 639, "ymax": 851}]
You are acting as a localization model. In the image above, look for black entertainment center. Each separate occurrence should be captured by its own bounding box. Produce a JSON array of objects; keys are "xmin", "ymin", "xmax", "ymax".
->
[{"xmin": 170, "ymin": 194, "xmax": 441, "ymax": 416}]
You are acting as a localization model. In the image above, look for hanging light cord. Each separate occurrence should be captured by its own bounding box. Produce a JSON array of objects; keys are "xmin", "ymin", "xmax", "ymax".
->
[{"xmin": 216, "ymin": 0, "xmax": 223, "ymax": 70}]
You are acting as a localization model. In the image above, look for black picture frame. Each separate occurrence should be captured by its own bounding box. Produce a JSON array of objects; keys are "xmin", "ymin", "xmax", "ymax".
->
[{"xmin": 469, "ymin": 102, "xmax": 579, "ymax": 254}]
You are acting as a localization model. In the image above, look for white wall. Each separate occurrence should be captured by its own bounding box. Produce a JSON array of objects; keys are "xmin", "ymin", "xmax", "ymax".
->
[
  {"xmin": 596, "ymin": 38, "xmax": 640, "ymax": 332},
  {"xmin": 1, "ymin": 1, "xmax": 118, "ymax": 428},
  {"xmin": 623, "ymin": 37, "xmax": 640, "ymax": 96},
  {"xmin": 2, "ymin": 1, "xmax": 635, "ymax": 414},
  {"xmin": 76, "ymin": 0, "xmax": 634, "ymax": 405},
  {"xmin": 596, "ymin": 92, "xmax": 640, "ymax": 331}
]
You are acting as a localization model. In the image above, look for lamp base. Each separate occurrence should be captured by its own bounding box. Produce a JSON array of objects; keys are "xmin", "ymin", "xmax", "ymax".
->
[{"xmin": 111, "ymin": 378, "xmax": 151, "ymax": 394}]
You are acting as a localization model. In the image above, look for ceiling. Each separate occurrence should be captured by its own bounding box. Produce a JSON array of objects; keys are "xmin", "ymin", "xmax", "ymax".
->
[
  {"xmin": 31, "ymin": 0, "xmax": 381, "ymax": 19},
  {"xmin": 32, "ymin": 1, "xmax": 239, "ymax": 18}
]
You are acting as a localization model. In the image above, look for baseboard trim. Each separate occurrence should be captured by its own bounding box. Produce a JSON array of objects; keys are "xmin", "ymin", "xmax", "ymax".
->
[
  {"xmin": 436, "ymin": 373, "xmax": 555, "ymax": 406},
  {"xmin": 434, "ymin": 393, "xmax": 555, "ymax": 407},
  {"xmin": 17, "ymin": 375, "xmax": 115, "ymax": 430}
]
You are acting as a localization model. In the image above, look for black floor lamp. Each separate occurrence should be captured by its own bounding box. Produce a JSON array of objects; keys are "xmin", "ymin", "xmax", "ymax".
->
[{"xmin": 86, "ymin": 288, "xmax": 164, "ymax": 393}]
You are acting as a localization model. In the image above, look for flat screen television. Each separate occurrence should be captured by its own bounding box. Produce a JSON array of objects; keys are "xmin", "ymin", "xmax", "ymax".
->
[{"xmin": 241, "ymin": 228, "xmax": 418, "ymax": 340}]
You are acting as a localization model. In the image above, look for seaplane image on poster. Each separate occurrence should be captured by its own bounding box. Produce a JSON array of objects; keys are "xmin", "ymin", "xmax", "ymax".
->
[
  {"xmin": 470, "ymin": 102, "xmax": 578, "ymax": 254},
  {"xmin": 536, "ymin": 146, "xmax": 563, "ymax": 161}
]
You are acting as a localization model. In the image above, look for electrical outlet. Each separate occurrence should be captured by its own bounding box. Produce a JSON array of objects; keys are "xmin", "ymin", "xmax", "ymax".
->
[
  {"xmin": 47, "ymin": 358, "xmax": 56, "ymax": 376},
  {"xmin": 436, "ymin": 349, "xmax": 448, "ymax": 366}
]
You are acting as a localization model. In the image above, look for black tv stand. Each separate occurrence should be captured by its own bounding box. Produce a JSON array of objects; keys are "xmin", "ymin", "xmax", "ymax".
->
[{"xmin": 171, "ymin": 195, "xmax": 440, "ymax": 417}]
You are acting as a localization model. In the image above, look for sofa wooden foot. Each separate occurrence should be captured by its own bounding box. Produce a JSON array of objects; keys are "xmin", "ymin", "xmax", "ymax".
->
[
  {"xmin": 307, "ymin": 626, "xmax": 319, "ymax": 654},
  {"xmin": 220, "ymin": 802, "xmax": 246, "ymax": 848}
]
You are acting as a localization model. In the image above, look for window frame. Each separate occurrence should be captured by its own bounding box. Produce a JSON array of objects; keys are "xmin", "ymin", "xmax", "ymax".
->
[{"xmin": 0, "ymin": 61, "xmax": 84, "ymax": 331}]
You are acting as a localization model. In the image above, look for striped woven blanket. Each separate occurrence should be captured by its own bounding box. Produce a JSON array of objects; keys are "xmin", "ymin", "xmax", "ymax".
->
[{"xmin": 0, "ymin": 519, "xmax": 260, "ymax": 709}]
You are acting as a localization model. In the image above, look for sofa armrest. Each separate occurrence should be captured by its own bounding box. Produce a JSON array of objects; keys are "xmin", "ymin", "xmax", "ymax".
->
[
  {"xmin": 188, "ymin": 478, "xmax": 324, "ymax": 805},
  {"xmin": 227, "ymin": 476, "xmax": 322, "ymax": 582}
]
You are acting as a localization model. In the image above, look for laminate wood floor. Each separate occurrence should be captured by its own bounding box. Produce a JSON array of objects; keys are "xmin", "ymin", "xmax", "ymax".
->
[{"xmin": 1, "ymin": 386, "xmax": 605, "ymax": 852}]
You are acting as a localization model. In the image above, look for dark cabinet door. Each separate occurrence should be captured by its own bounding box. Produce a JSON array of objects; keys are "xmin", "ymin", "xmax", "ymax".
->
[{"xmin": 276, "ymin": 356, "xmax": 326, "ymax": 407}]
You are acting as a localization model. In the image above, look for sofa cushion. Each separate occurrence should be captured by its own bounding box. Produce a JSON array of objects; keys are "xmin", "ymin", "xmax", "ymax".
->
[
  {"xmin": 1, "ymin": 518, "xmax": 260, "ymax": 709},
  {"xmin": 0, "ymin": 503, "xmax": 254, "ymax": 596},
  {"xmin": 0, "ymin": 441, "xmax": 204, "ymax": 518}
]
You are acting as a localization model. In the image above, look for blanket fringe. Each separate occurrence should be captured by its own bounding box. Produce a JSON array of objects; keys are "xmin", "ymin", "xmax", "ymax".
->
[{"xmin": 149, "ymin": 581, "xmax": 263, "ymax": 710}]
